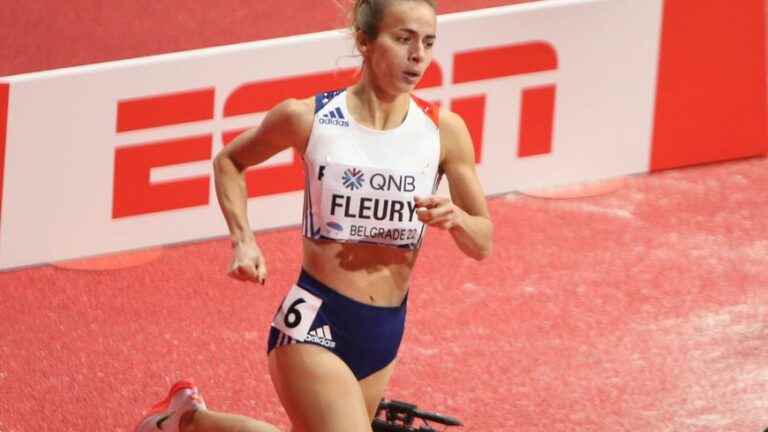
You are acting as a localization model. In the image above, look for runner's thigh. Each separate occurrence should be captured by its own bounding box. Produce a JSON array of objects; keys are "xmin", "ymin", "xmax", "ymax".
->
[
  {"xmin": 268, "ymin": 343, "xmax": 372, "ymax": 432},
  {"xmin": 359, "ymin": 359, "xmax": 397, "ymax": 420}
]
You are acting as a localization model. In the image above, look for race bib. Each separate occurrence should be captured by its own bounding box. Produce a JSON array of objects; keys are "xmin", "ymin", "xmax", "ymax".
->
[
  {"xmin": 318, "ymin": 163, "xmax": 432, "ymax": 247},
  {"xmin": 272, "ymin": 284, "xmax": 323, "ymax": 341}
]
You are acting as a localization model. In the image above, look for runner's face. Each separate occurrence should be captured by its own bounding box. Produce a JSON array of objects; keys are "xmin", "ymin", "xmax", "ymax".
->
[{"xmin": 361, "ymin": 1, "xmax": 436, "ymax": 95}]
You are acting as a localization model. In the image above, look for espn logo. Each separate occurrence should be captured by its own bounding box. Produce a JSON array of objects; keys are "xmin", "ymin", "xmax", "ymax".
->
[
  {"xmin": 450, "ymin": 42, "xmax": 557, "ymax": 161},
  {"xmin": 112, "ymin": 41, "xmax": 557, "ymax": 219}
]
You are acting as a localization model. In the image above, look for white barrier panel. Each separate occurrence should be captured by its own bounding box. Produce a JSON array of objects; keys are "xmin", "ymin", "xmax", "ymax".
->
[{"xmin": 0, "ymin": 0, "xmax": 678, "ymax": 269}]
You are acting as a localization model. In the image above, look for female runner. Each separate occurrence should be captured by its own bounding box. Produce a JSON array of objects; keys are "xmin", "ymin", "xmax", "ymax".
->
[{"xmin": 135, "ymin": 1, "xmax": 492, "ymax": 431}]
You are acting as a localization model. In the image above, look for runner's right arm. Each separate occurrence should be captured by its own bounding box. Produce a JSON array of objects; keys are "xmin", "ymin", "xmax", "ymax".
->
[{"xmin": 213, "ymin": 98, "xmax": 314, "ymax": 284}]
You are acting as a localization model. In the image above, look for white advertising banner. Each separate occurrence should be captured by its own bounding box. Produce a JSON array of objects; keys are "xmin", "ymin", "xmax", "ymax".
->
[{"xmin": 0, "ymin": 0, "xmax": 663, "ymax": 269}]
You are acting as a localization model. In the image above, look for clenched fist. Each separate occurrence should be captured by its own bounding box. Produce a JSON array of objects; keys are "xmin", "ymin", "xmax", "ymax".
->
[
  {"xmin": 228, "ymin": 241, "xmax": 268, "ymax": 285},
  {"xmin": 414, "ymin": 195, "xmax": 466, "ymax": 231}
]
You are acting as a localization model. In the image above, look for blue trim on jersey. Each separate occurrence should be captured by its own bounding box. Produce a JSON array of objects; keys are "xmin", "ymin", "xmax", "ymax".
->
[
  {"xmin": 314, "ymin": 89, "xmax": 345, "ymax": 114},
  {"xmin": 416, "ymin": 171, "xmax": 443, "ymax": 249}
]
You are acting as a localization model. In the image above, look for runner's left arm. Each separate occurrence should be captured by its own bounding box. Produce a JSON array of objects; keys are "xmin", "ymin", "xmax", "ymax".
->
[{"xmin": 415, "ymin": 110, "xmax": 493, "ymax": 260}]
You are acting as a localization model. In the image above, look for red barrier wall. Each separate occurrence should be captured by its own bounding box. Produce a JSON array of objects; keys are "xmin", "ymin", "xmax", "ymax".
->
[
  {"xmin": 651, "ymin": 0, "xmax": 768, "ymax": 170},
  {"xmin": 0, "ymin": 0, "xmax": 540, "ymax": 77}
]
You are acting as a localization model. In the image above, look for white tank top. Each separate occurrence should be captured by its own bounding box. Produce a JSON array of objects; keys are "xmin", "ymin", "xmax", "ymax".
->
[{"xmin": 302, "ymin": 89, "xmax": 441, "ymax": 250}]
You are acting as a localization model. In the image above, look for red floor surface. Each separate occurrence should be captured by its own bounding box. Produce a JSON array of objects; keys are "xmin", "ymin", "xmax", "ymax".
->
[
  {"xmin": 2, "ymin": 1, "xmax": 768, "ymax": 430},
  {"xmin": 1, "ymin": 157, "xmax": 767, "ymax": 431}
]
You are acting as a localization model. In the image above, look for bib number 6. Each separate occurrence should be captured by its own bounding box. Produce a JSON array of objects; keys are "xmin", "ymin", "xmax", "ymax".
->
[
  {"xmin": 273, "ymin": 284, "xmax": 322, "ymax": 341},
  {"xmin": 283, "ymin": 298, "xmax": 306, "ymax": 328}
]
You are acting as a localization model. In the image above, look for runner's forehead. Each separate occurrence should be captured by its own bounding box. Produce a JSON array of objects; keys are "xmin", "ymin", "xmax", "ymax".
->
[{"xmin": 379, "ymin": 1, "xmax": 436, "ymax": 35}]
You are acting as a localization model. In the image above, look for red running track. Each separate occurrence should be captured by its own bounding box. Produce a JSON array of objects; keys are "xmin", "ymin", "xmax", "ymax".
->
[
  {"xmin": 1, "ymin": 157, "xmax": 767, "ymax": 431},
  {"xmin": 2, "ymin": 1, "xmax": 768, "ymax": 431}
]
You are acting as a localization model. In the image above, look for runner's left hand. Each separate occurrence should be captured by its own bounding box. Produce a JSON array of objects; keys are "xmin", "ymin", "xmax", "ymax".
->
[{"xmin": 414, "ymin": 195, "xmax": 465, "ymax": 230}]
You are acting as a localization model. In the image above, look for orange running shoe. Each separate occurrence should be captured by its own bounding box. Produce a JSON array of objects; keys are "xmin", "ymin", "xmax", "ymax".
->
[{"xmin": 134, "ymin": 379, "xmax": 207, "ymax": 432}]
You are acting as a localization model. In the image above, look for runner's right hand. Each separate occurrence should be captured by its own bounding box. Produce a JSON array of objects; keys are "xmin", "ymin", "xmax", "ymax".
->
[{"xmin": 228, "ymin": 241, "xmax": 267, "ymax": 285}]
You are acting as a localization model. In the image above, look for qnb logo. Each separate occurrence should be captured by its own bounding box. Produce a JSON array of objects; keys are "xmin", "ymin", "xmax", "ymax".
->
[
  {"xmin": 319, "ymin": 107, "xmax": 349, "ymax": 127},
  {"xmin": 370, "ymin": 173, "xmax": 416, "ymax": 192},
  {"xmin": 111, "ymin": 41, "xmax": 557, "ymax": 219},
  {"xmin": 341, "ymin": 168, "xmax": 365, "ymax": 190}
]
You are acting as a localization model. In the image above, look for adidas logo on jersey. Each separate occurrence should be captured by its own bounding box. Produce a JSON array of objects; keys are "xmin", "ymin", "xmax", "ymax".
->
[
  {"xmin": 319, "ymin": 107, "xmax": 349, "ymax": 127},
  {"xmin": 306, "ymin": 325, "xmax": 337, "ymax": 348}
]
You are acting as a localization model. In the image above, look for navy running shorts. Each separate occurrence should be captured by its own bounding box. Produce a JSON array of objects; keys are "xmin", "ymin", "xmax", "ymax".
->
[{"xmin": 267, "ymin": 269, "xmax": 407, "ymax": 380}]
